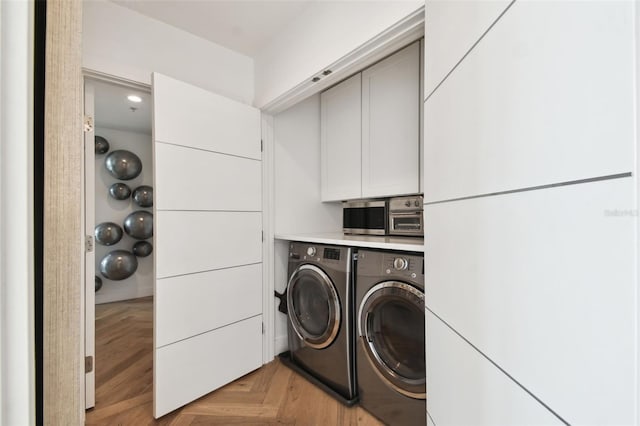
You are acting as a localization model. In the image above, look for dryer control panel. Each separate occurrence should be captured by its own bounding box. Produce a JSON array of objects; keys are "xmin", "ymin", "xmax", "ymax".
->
[{"xmin": 382, "ymin": 253, "xmax": 423, "ymax": 281}]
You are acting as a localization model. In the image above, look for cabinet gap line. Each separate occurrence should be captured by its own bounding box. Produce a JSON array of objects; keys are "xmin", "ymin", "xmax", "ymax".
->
[
  {"xmin": 426, "ymin": 307, "xmax": 570, "ymax": 426},
  {"xmin": 155, "ymin": 140, "xmax": 261, "ymax": 162},
  {"xmin": 424, "ymin": 0, "xmax": 516, "ymax": 104},
  {"xmin": 155, "ymin": 313, "xmax": 262, "ymax": 351},
  {"xmin": 157, "ymin": 262, "xmax": 262, "ymax": 281},
  {"xmin": 423, "ymin": 172, "xmax": 632, "ymax": 206},
  {"xmin": 427, "ymin": 411, "xmax": 437, "ymax": 426}
]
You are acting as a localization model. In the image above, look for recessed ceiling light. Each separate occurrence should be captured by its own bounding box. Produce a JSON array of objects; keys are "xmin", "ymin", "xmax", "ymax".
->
[{"xmin": 127, "ymin": 95, "xmax": 142, "ymax": 103}]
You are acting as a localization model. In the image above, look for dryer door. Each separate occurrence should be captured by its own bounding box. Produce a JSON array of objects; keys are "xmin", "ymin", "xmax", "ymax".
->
[
  {"xmin": 287, "ymin": 264, "xmax": 341, "ymax": 349},
  {"xmin": 358, "ymin": 281, "xmax": 426, "ymax": 399}
]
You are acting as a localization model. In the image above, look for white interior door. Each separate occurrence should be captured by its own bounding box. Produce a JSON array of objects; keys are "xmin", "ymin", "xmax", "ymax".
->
[
  {"xmin": 83, "ymin": 81, "xmax": 96, "ymax": 409},
  {"xmin": 152, "ymin": 73, "xmax": 263, "ymax": 418}
]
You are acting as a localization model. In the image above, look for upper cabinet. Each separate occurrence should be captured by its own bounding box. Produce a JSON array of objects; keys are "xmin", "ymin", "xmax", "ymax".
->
[
  {"xmin": 362, "ymin": 42, "xmax": 420, "ymax": 199},
  {"xmin": 321, "ymin": 41, "xmax": 421, "ymax": 202},
  {"xmin": 424, "ymin": 1, "xmax": 635, "ymax": 203},
  {"xmin": 321, "ymin": 73, "xmax": 362, "ymax": 201}
]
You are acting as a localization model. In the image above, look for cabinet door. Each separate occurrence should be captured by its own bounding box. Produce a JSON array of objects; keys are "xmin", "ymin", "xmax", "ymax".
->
[
  {"xmin": 362, "ymin": 41, "xmax": 420, "ymax": 198},
  {"xmin": 321, "ymin": 73, "xmax": 362, "ymax": 201},
  {"xmin": 424, "ymin": 0, "xmax": 634, "ymax": 203},
  {"xmin": 152, "ymin": 73, "xmax": 263, "ymax": 418},
  {"xmin": 424, "ymin": 0, "xmax": 512, "ymax": 96},
  {"xmin": 426, "ymin": 310, "xmax": 563, "ymax": 426},
  {"xmin": 424, "ymin": 177, "xmax": 637, "ymax": 425}
]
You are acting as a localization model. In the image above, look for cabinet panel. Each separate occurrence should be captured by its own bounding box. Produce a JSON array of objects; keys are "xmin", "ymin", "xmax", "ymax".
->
[
  {"xmin": 426, "ymin": 311, "xmax": 563, "ymax": 426},
  {"xmin": 362, "ymin": 41, "xmax": 420, "ymax": 198},
  {"xmin": 153, "ymin": 74, "xmax": 260, "ymax": 160},
  {"xmin": 321, "ymin": 73, "xmax": 362, "ymax": 201},
  {"xmin": 424, "ymin": 1, "xmax": 634, "ymax": 202},
  {"xmin": 424, "ymin": 0, "xmax": 512, "ymax": 96},
  {"xmin": 155, "ymin": 211, "xmax": 262, "ymax": 279},
  {"xmin": 424, "ymin": 178, "xmax": 637, "ymax": 425},
  {"xmin": 155, "ymin": 316, "xmax": 262, "ymax": 417},
  {"xmin": 156, "ymin": 264, "xmax": 262, "ymax": 347},
  {"xmin": 155, "ymin": 142, "xmax": 261, "ymax": 212}
]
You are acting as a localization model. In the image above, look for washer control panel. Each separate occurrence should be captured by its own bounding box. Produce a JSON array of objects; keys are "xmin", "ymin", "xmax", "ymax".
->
[{"xmin": 289, "ymin": 243, "xmax": 344, "ymax": 264}]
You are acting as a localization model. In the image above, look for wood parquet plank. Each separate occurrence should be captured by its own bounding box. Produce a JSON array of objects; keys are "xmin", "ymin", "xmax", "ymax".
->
[{"xmin": 85, "ymin": 297, "xmax": 383, "ymax": 426}]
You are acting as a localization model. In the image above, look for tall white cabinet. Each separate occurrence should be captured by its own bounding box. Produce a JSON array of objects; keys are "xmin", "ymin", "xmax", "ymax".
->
[
  {"xmin": 424, "ymin": 0, "xmax": 634, "ymax": 203},
  {"xmin": 152, "ymin": 73, "xmax": 263, "ymax": 418},
  {"xmin": 321, "ymin": 41, "xmax": 421, "ymax": 201},
  {"xmin": 424, "ymin": 1, "xmax": 638, "ymax": 425}
]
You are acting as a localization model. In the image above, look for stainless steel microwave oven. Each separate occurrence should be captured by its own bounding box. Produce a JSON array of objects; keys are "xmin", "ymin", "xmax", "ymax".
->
[{"xmin": 342, "ymin": 199, "xmax": 387, "ymax": 235}]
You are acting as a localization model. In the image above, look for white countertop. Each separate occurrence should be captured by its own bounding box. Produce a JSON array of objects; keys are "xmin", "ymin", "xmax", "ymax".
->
[{"xmin": 275, "ymin": 232, "xmax": 424, "ymax": 252}]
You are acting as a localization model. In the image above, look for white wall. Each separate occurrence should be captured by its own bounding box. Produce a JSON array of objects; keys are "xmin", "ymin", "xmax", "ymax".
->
[
  {"xmin": 274, "ymin": 94, "xmax": 341, "ymax": 236},
  {"xmin": 254, "ymin": 0, "xmax": 424, "ymax": 108},
  {"xmin": 0, "ymin": 1, "xmax": 35, "ymax": 424},
  {"xmin": 272, "ymin": 94, "xmax": 342, "ymax": 353},
  {"xmin": 83, "ymin": 0, "xmax": 254, "ymax": 105},
  {"xmin": 94, "ymin": 127, "xmax": 154, "ymax": 304}
]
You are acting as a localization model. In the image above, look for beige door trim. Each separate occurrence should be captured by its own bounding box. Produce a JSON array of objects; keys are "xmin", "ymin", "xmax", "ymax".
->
[{"xmin": 43, "ymin": 0, "xmax": 84, "ymax": 424}]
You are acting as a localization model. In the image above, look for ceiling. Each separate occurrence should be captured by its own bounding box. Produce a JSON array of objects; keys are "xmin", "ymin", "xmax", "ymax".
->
[
  {"xmin": 92, "ymin": 79, "xmax": 152, "ymax": 134},
  {"xmin": 90, "ymin": 1, "xmax": 317, "ymax": 132},
  {"xmin": 112, "ymin": 0, "xmax": 315, "ymax": 57}
]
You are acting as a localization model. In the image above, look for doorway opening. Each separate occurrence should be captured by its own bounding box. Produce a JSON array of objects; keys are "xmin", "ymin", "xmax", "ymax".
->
[{"xmin": 84, "ymin": 75, "xmax": 154, "ymax": 412}]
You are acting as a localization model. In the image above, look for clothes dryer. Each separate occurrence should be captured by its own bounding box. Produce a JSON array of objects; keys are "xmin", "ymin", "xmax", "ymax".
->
[
  {"xmin": 286, "ymin": 242, "xmax": 356, "ymax": 400},
  {"xmin": 356, "ymin": 249, "xmax": 426, "ymax": 425}
]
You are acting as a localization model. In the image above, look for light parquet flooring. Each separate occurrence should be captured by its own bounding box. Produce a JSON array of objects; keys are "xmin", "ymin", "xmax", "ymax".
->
[{"xmin": 85, "ymin": 297, "xmax": 383, "ymax": 426}]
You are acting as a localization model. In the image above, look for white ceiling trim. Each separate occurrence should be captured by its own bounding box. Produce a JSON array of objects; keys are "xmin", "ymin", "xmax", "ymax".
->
[{"xmin": 261, "ymin": 6, "xmax": 425, "ymax": 114}]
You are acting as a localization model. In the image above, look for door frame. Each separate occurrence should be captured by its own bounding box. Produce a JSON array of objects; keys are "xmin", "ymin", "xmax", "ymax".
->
[
  {"xmin": 83, "ymin": 81, "xmax": 95, "ymax": 409},
  {"xmin": 42, "ymin": 0, "xmax": 84, "ymax": 424}
]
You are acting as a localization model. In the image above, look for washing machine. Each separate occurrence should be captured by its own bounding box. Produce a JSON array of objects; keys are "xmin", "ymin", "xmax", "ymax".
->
[
  {"xmin": 286, "ymin": 241, "xmax": 356, "ymax": 400},
  {"xmin": 356, "ymin": 249, "xmax": 426, "ymax": 425}
]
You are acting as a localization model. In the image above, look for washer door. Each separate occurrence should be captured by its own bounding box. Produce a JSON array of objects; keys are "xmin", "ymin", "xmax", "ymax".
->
[
  {"xmin": 358, "ymin": 281, "xmax": 425, "ymax": 399},
  {"xmin": 287, "ymin": 264, "xmax": 341, "ymax": 349}
]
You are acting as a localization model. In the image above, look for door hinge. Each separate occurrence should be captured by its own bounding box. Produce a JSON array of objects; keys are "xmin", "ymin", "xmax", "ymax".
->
[
  {"xmin": 84, "ymin": 115, "xmax": 94, "ymax": 133},
  {"xmin": 85, "ymin": 235, "xmax": 94, "ymax": 253},
  {"xmin": 85, "ymin": 356, "xmax": 94, "ymax": 373},
  {"xmin": 260, "ymin": 139, "xmax": 263, "ymax": 152},
  {"xmin": 261, "ymin": 230, "xmax": 264, "ymax": 242},
  {"xmin": 262, "ymin": 322, "xmax": 265, "ymax": 334}
]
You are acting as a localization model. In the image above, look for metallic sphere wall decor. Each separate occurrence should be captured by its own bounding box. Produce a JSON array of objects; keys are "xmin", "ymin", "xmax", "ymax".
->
[
  {"xmin": 132, "ymin": 241, "xmax": 153, "ymax": 257},
  {"xmin": 96, "ymin": 137, "xmax": 153, "ymax": 292},
  {"xmin": 95, "ymin": 135, "xmax": 110, "ymax": 154},
  {"xmin": 105, "ymin": 149, "xmax": 142, "ymax": 180},
  {"xmin": 95, "ymin": 222, "xmax": 124, "ymax": 246},
  {"xmin": 123, "ymin": 210, "xmax": 153, "ymax": 240},
  {"xmin": 132, "ymin": 185, "xmax": 153, "ymax": 207},
  {"xmin": 99, "ymin": 250, "xmax": 138, "ymax": 280},
  {"xmin": 109, "ymin": 182, "xmax": 132, "ymax": 200}
]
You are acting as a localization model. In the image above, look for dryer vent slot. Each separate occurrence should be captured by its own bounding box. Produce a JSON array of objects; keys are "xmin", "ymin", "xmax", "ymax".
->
[{"xmin": 274, "ymin": 289, "xmax": 288, "ymax": 315}]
